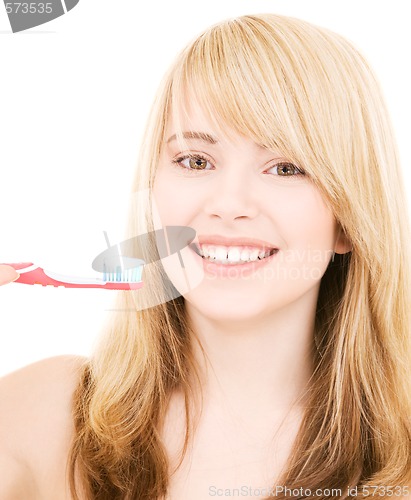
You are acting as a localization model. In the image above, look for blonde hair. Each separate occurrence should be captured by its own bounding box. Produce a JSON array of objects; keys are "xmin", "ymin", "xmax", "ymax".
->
[{"xmin": 68, "ymin": 13, "xmax": 411, "ymax": 499}]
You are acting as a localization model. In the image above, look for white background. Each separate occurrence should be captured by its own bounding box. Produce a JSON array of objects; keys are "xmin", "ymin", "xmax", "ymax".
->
[{"xmin": 0, "ymin": 1, "xmax": 410, "ymax": 376}]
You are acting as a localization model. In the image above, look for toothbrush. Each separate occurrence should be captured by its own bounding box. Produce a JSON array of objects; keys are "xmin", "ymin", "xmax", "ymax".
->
[
  {"xmin": 1, "ymin": 225, "xmax": 197, "ymax": 291},
  {"xmin": 3, "ymin": 261, "xmax": 145, "ymax": 290}
]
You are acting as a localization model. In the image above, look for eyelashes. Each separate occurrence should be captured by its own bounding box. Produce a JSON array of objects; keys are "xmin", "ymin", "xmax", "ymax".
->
[{"xmin": 171, "ymin": 153, "xmax": 305, "ymax": 179}]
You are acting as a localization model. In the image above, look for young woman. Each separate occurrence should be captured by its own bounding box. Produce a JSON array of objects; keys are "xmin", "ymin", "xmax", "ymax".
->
[{"xmin": 1, "ymin": 13, "xmax": 410, "ymax": 500}]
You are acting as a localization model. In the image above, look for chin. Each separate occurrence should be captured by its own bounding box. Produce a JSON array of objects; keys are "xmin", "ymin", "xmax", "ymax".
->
[{"xmin": 184, "ymin": 290, "xmax": 281, "ymax": 323}]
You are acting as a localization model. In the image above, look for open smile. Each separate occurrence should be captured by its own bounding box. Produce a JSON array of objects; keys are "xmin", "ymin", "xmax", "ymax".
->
[{"xmin": 190, "ymin": 243, "xmax": 278, "ymax": 265}]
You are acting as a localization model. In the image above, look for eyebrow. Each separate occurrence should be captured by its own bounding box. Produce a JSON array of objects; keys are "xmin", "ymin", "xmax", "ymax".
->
[
  {"xmin": 166, "ymin": 130, "xmax": 271, "ymax": 152},
  {"xmin": 166, "ymin": 131, "xmax": 218, "ymax": 144}
]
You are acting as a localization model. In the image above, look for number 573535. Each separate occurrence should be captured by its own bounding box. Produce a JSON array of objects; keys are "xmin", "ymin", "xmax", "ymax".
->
[{"xmin": 5, "ymin": 3, "xmax": 53, "ymax": 14}]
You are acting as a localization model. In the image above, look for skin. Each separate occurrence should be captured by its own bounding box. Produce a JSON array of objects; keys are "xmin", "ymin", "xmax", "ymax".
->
[
  {"xmin": 0, "ymin": 264, "xmax": 19, "ymax": 285},
  {"xmin": 153, "ymin": 99, "xmax": 351, "ymax": 411},
  {"xmin": 152, "ymin": 99, "xmax": 352, "ymax": 496}
]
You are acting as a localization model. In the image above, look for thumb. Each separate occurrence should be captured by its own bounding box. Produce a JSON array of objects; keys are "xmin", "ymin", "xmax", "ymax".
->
[{"xmin": 0, "ymin": 265, "xmax": 20, "ymax": 286}]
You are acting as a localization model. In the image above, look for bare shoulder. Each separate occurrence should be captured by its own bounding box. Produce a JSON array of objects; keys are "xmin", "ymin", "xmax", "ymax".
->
[{"xmin": 0, "ymin": 355, "xmax": 88, "ymax": 498}]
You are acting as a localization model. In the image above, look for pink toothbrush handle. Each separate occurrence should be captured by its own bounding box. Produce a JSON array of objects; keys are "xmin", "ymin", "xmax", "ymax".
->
[{"xmin": 3, "ymin": 263, "xmax": 143, "ymax": 291}]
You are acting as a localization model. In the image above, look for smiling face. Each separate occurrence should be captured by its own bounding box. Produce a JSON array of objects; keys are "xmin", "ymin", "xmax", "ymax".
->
[{"xmin": 152, "ymin": 100, "xmax": 350, "ymax": 324}]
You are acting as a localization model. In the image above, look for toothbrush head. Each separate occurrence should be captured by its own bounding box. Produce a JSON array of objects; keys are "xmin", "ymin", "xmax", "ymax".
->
[{"xmin": 101, "ymin": 260, "xmax": 145, "ymax": 289}]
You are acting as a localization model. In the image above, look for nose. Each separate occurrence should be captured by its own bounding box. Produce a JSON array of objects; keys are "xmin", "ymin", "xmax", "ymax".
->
[{"xmin": 203, "ymin": 167, "xmax": 259, "ymax": 221}]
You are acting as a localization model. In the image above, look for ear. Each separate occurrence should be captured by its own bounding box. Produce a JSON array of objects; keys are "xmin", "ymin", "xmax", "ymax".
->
[{"xmin": 334, "ymin": 225, "xmax": 352, "ymax": 255}]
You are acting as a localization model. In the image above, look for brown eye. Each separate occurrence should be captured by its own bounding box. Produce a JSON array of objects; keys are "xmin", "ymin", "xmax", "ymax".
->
[
  {"xmin": 189, "ymin": 157, "xmax": 208, "ymax": 170},
  {"xmin": 172, "ymin": 154, "xmax": 213, "ymax": 173},
  {"xmin": 276, "ymin": 162, "xmax": 299, "ymax": 176}
]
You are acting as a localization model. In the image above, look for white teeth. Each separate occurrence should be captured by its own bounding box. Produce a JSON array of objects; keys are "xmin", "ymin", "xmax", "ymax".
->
[
  {"xmin": 240, "ymin": 249, "xmax": 250, "ymax": 262},
  {"xmin": 208, "ymin": 246, "xmax": 216, "ymax": 260},
  {"xmin": 197, "ymin": 244, "xmax": 276, "ymax": 264},
  {"xmin": 249, "ymin": 249, "xmax": 259, "ymax": 261},
  {"xmin": 227, "ymin": 247, "xmax": 241, "ymax": 263},
  {"xmin": 215, "ymin": 247, "xmax": 227, "ymax": 261}
]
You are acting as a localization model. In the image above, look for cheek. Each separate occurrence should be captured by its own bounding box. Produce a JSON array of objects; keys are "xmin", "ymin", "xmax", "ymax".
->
[
  {"xmin": 152, "ymin": 170, "xmax": 202, "ymax": 226},
  {"xmin": 151, "ymin": 172, "xmax": 205, "ymax": 294},
  {"xmin": 152, "ymin": 172, "xmax": 180, "ymax": 225},
  {"xmin": 272, "ymin": 187, "xmax": 337, "ymax": 269}
]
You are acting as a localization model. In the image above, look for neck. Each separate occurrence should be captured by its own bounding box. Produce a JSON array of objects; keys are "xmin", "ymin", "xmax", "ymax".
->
[{"xmin": 185, "ymin": 291, "xmax": 318, "ymax": 416}]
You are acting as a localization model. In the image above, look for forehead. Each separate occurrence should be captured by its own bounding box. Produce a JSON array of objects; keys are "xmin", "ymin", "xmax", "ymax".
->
[{"xmin": 164, "ymin": 94, "xmax": 269, "ymax": 151}]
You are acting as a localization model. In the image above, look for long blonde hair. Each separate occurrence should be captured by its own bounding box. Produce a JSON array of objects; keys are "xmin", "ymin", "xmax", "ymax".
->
[{"xmin": 68, "ymin": 13, "xmax": 411, "ymax": 499}]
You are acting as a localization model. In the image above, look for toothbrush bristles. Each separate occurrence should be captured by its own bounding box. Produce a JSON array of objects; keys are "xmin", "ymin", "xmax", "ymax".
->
[{"xmin": 103, "ymin": 266, "xmax": 142, "ymax": 282}]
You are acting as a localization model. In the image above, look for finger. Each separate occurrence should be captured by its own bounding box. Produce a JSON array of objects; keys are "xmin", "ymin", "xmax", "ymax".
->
[{"xmin": 0, "ymin": 265, "xmax": 20, "ymax": 286}]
